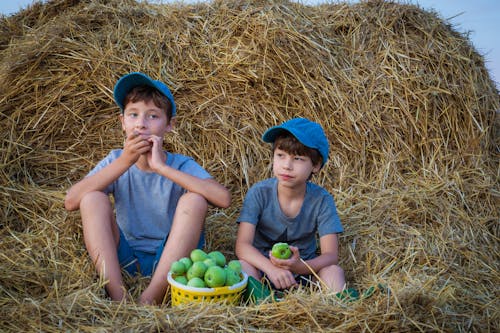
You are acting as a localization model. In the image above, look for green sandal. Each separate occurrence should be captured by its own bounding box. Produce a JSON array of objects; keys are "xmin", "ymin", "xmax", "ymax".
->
[
  {"xmin": 336, "ymin": 288, "xmax": 360, "ymax": 302},
  {"xmin": 243, "ymin": 276, "xmax": 273, "ymax": 304},
  {"xmin": 361, "ymin": 283, "xmax": 390, "ymax": 299},
  {"xmin": 337, "ymin": 283, "xmax": 389, "ymax": 302}
]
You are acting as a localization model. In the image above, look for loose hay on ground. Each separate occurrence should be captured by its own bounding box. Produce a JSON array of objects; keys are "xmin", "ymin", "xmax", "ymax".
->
[{"xmin": 1, "ymin": 0, "xmax": 498, "ymax": 332}]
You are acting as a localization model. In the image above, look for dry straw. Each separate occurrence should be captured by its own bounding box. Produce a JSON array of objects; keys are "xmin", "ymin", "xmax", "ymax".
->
[{"xmin": 1, "ymin": 0, "xmax": 498, "ymax": 331}]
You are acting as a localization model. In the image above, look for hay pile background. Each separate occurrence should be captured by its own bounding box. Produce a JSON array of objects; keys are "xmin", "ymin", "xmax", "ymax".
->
[{"xmin": 1, "ymin": 0, "xmax": 498, "ymax": 331}]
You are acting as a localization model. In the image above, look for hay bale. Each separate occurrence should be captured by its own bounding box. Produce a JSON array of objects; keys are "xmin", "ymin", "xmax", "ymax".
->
[{"xmin": 0, "ymin": 0, "xmax": 498, "ymax": 331}]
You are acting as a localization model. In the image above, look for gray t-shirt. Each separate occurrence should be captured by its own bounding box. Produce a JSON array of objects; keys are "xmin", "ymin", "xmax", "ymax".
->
[
  {"xmin": 237, "ymin": 177, "xmax": 343, "ymax": 260},
  {"xmin": 87, "ymin": 149, "xmax": 211, "ymax": 253}
]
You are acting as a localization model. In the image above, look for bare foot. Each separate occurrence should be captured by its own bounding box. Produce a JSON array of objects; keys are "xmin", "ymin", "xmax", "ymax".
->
[{"xmin": 138, "ymin": 284, "xmax": 167, "ymax": 305}]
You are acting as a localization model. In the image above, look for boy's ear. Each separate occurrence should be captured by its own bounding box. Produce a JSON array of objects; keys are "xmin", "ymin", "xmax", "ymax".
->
[
  {"xmin": 167, "ymin": 117, "xmax": 176, "ymax": 131},
  {"xmin": 119, "ymin": 113, "xmax": 125, "ymax": 131},
  {"xmin": 312, "ymin": 162, "xmax": 321, "ymax": 174}
]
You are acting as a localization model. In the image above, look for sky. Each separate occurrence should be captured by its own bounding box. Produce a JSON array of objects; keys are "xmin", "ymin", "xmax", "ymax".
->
[{"xmin": 1, "ymin": 0, "xmax": 498, "ymax": 88}]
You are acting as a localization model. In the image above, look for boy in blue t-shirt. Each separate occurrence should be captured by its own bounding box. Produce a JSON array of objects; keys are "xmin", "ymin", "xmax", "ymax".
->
[
  {"xmin": 65, "ymin": 72, "xmax": 231, "ymax": 305},
  {"xmin": 235, "ymin": 118, "xmax": 346, "ymax": 292}
]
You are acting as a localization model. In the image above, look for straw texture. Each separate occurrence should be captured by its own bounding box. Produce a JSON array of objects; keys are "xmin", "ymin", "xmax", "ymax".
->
[{"xmin": 1, "ymin": 0, "xmax": 498, "ymax": 331}]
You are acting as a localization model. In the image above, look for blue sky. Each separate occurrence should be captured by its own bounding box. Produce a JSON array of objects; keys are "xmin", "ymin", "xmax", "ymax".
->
[{"xmin": 1, "ymin": 0, "xmax": 498, "ymax": 88}]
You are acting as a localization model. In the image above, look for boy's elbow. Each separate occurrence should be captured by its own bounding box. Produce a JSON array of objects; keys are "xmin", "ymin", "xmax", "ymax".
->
[
  {"xmin": 210, "ymin": 185, "xmax": 231, "ymax": 208},
  {"xmin": 234, "ymin": 243, "xmax": 243, "ymax": 259},
  {"xmin": 219, "ymin": 191, "xmax": 231, "ymax": 209},
  {"xmin": 64, "ymin": 198, "xmax": 77, "ymax": 211},
  {"xmin": 64, "ymin": 192, "xmax": 79, "ymax": 211},
  {"xmin": 223, "ymin": 192, "xmax": 232, "ymax": 208},
  {"xmin": 235, "ymin": 242, "xmax": 251, "ymax": 262}
]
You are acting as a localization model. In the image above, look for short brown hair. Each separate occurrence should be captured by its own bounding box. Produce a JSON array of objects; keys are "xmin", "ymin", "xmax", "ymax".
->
[
  {"xmin": 273, "ymin": 132, "xmax": 322, "ymax": 167},
  {"xmin": 123, "ymin": 85, "xmax": 173, "ymax": 121}
]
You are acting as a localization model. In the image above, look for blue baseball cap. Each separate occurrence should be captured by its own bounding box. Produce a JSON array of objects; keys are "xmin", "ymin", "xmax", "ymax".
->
[
  {"xmin": 113, "ymin": 72, "xmax": 176, "ymax": 116},
  {"xmin": 262, "ymin": 117, "xmax": 329, "ymax": 167}
]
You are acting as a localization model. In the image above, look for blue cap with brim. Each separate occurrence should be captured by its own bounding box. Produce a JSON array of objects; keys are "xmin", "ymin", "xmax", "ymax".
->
[
  {"xmin": 262, "ymin": 117, "xmax": 329, "ymax": 167},
  {"xmin": 113, "ymin": 72, "xmax": 176, "ymax": 116}
]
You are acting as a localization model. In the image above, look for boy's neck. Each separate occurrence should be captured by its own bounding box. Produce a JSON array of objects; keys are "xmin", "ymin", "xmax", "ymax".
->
[
  {"xmin": 135, "ymin": 155, "xmax": 153, "ymax": 172},
  {"xmin": 277, "ymin": 180, "xmax": 307, "ymax": 199},
  {"xmin": 277, "ymin": 181, "xmax": 307, "ymax": 218}
]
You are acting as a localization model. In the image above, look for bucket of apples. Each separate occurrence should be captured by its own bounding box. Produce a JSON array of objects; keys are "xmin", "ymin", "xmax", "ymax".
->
[{"xmin": 167, "ymin": 249, "xmax": 247, "ymax": 306}]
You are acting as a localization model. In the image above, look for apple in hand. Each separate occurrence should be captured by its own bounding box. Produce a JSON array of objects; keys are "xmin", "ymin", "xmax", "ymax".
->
[
  {"xmin": 204, "ymin": 265, "xmax": 227, "ymax": 288},
  {"xmin": 271, "ymin": 242, "xmax": 292, "ymax": 259}
]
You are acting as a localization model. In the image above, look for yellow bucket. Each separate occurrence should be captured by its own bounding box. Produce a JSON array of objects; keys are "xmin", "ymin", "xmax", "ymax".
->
[{"xmin": 167, "ymin": 272, "xmax": 248, "ymax": 306}]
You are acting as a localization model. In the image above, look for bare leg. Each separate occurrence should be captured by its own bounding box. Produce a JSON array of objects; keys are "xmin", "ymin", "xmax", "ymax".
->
[
  {"xmin": 139, "ymin": 192, "xmax": 208, "ymax": 305},
  {"xmin": 240, "ymin": 259, "xmax": 262, "ymax": 280},
  {"xmin": 318, "ymin": 264, "xmax": 345, "ymax": 293},
  {"xmin": 80, "ymin": 191, "xmax": 126, "ymax": 301}
]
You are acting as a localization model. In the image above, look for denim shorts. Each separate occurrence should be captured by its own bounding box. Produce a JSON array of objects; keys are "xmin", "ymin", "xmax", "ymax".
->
[{"xmin": 117, "ymin": 229, "xmax": 205, "ymax": 277}]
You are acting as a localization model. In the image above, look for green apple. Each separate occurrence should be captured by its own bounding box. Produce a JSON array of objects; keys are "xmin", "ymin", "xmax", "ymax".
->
[
  {"xmin": 204, "ymin": 265, "xmax": 226, "ymax": 288},
  {"xmin": 208, "ymin": 250, "xmax": 226, "ymax": 267},
  {"xmin": 224, "ymin": 267, "xmax": 241, "ymax": 286},
  {"xmin": 178, "ymin": 257, "xmax": 193, "ymax": 270},
  {"xmin": 203, "ymin": 258, "xmax": 217, "ymax": 268},
  {"xmin": 187, "ymin": 277, "xmax": 206, "ymax": 288},
  {"xmin": 271, "ymin": 242, "xmax": 292, "ymax": 259},
  {"xmin": 174, "ymin": 275, "xmax": 188, "ymax": 285},
  {"xmin": 170, "ymin": 260, "xmax": 186, "ymax": 275},
  {"xmin": 227, "ymin": 259, "xmax": 242, "ymax": 274},
  {"xmin": 190, "ymin": 249, "xmax": 209, "ymax": 262},
  {"xmin": 186, "ymin": 261, "xmax": 208, "ymax": 280}
]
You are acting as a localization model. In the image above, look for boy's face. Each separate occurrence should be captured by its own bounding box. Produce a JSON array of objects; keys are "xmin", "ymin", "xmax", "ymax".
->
[
  {"xmin": 272, "ymin": 148, "xmax": 321, "ymax": 187},
  {"xmin": 120, "ymin": 99, "xmax": 172, "ymax": 138}
]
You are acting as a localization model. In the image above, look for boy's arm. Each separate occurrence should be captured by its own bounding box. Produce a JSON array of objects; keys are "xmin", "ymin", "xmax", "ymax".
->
[
  {"xmin": 151, "ymin": 163, "xmax": 231, "ymax": 208},
  {"xmin": 65, "ymin": 132, "xmax": 149, "ymax": 211},
  {"xmin": 280, "ymin": 233, "xmax": 340, "ymax": 275},
  {"xmin": 64, "ymin": 155, "xmax": 135, "ymax": 211},
  {"xmin": 235, "ymin": 222, "xmax": 297, "ymax": 289},
  {"xmin": 147, "ymin": 134, "xmax": 231, "ymax": 208},
  {"xmin": 235, "ymin": 222, "xmax": 270, "ymax": 270}
]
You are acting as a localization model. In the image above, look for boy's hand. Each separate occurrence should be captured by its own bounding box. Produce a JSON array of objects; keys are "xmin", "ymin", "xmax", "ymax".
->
[
  {"xmin": 147, "ymin": 135, "xmax": 167, "ymax": 171},
  {"xmin": 122, "ymin": 131, "xmax": 152, "ymax": 164},
  {"xmin": 266, "ymin": 266, "xmax": 297, "ymax": 290},
  {"xmin": 269, "ymin": 245, "xmax": 300, "ymax": 272}
]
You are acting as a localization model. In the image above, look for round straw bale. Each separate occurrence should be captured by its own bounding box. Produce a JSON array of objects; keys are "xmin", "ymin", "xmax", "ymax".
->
[{"xmin": 0, "ymin": 0, "xmax": 498, "ymax": 331}]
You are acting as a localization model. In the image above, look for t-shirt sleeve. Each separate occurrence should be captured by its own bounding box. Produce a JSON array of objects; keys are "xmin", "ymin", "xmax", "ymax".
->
[
  {"xmin": 85, "ymin": 151, "xmax": 117, "ymax": 194},
  {"xmin": 317, "ymin": 194, "xmax": 344, "ymax": 236},
  {"xmin": 176, "ymin": 156, "xmax": 212, "ymax": 180},
  {"xmin": 236, "ymin": 185, "xmax": 263, "ymax": 225}
]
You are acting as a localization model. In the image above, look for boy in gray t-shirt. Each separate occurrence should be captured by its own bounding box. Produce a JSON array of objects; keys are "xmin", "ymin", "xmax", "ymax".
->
[
  {"xmin": 65, "ymin": 72, "xmax": 231, "ymax": 305},
  {"xmin": 236, "ymin": 118, "xmax": 346, "ymax": 293}
]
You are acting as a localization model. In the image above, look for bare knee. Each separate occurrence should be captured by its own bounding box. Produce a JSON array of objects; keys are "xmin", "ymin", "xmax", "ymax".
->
[
  {"xmin": 80, "ymin": 191, "xmax": 110, "ymax": 210},
  {"xmin": 320, "ymin": 264, "xmax": 345, "ymax": 281},
  {"xmin": 319, "ymin": 264, "xmax": 345, "ymax": 292},
  {"xmin": 80, "ymin": 192, "xmax": 113, "ymax": 224},
  {"xmin": 169, "ymin": 192, "xmax": 208, "ymax": 238},
  {"xmin": 80, "ymin": 191, "xmax": 119, "ymax": 244},
  {"xmin": 322, "ymin": 264, "xmax": 344, "ymax": 276},
  {"xmin": 177, "ymin": 192, "xmax": 208, "ymax": 215},
  {"xmin": 239, "ymin": 259, "xmax": 261, "ymax": 280}
]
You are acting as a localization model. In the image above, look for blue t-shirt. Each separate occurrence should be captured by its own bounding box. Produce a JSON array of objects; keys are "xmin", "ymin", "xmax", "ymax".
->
[
  {"xmin": 87, "ymin": 149, "xmax": 212, "ymax": 253},
  {"xmin": 237, "ymin": 178, "xmax": 343, "ymax": 260}
]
